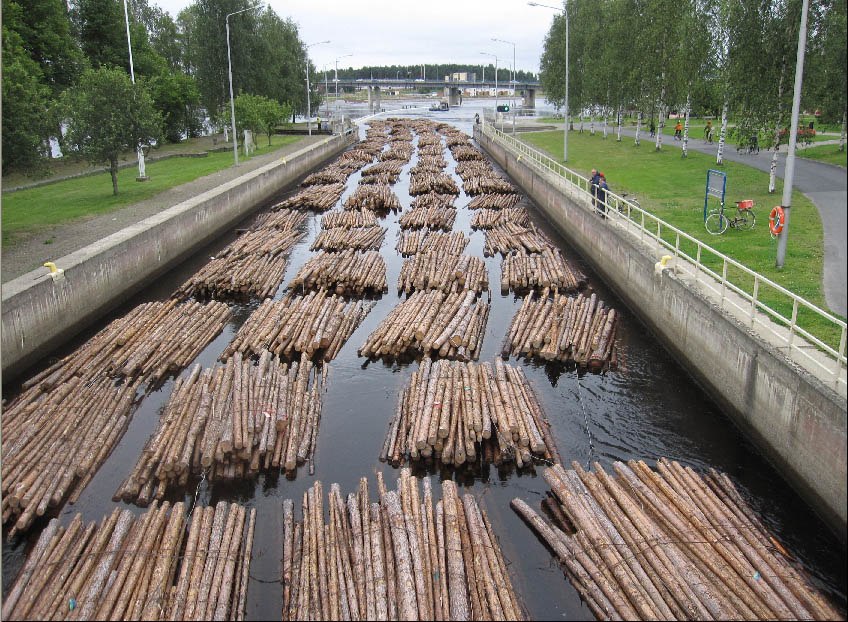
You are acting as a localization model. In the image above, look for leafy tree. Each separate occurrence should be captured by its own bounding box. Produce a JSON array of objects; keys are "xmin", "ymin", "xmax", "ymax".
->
[
  {"xmin": 1, "ymin": 18, "xmax": 54, "ymax": 175},
  {"xmin": 59, "ymin": 67, "xmax": 162, "ymax": 194},
  {"xmin": 70, "ymin": 0, "xmax": 127, "ymax": 69},
  {"xmin": 234, "ymin": 93, "xmax": 291, "ymax": 146},
  {"xmin": 147, "ymin": 70, "xmax": 202, "ymax": 142},
  {"xmin": 806, "ymin": 0, "xmax": 847, "ymax": 149}
]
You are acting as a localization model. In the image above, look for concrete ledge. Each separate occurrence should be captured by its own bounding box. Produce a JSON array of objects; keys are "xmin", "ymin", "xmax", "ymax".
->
[
  {"xmin": 475, "ymin": 126, "xmax": 847, "ymax": 538},
  {"xmin": 2, "ymin": 132, "xmax": 356, "ymax": 381}
]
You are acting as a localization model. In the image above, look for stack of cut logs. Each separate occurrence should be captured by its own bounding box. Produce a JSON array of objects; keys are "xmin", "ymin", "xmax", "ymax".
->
[
  {"xmin": 411, "ymin": 192, "xmax": 456, "ymax": 210},
  {"xmin": 1, "ymin": 375, "xmax": 138, "ymax": 535},
  {"xmin": 501, "ymin": 248, "xmax": 586, "ymax": 294},
  {"xmin": 116, "ymin": 351, "xmax": 326, "ymax": 501},
  {"xmin": 360, "ymin": 161, "xmax": 404, "ymax": 185},
  {"xmin": 322, "ymin": 210, "xmax": 379, "ymax": 229},
  {"xmin": 311, "ymin": 225, "xmax": 386, "ymax": 252},
  {"xmin": 302, "ymin": 166, "xmax": 352, "ymax": 187},
  {"xmin": 409, "ymin": 172, "xmax": 459, "ymax": 196},
  {"xmin": 274, "ymin": 183, "xmax": 345, "ymax": 211},
  {"xmin": 483, "ymin": 222, "xmax": 550, "ymax": 256},
  {"xmin": 359, "ymin": 289, "xmax": 489, "ymax": 361},
  {"xmin": 454, "ymin": 160, "xmax": 493, "ymax": 180},
  {"xmin": 398, "ymin": 205, "xmax": 457, "ymax": 230},
  {"xmin": 343, "ymin": 184, "xmax": 403, "ymax": 212},
  {"xmin": 398, "ymin": 254, "xmax": 488, "ymax": 295},
  {"xmin": 448, "ymin": 145, "xmax": 485, "ymax": 162},
  {"xmin": 176, "ymin": 212, "xmax": 306, "ymax": 299},
  {"xmin": 380, "ymin": 143, "xmax": 414, "ymax": 163},
  {"xmin": 396, "ymin": 230, "xmax": 469, "ymax": 256},
  {"xmin": 503, "ymin": 290, "xmax": 618, "ymax": 369},
  {"xmin": 470, "ymin": 207, "xmax": 529, "ymax": 229},
  {"xmin": 222, "ymin": 291, "xmax": 374, "ymax": 362},
  {"xmin": 2, "ymin": 501, "xmax": 255, "ymax": 621},
  {"xmin": 511, "ymin": 460, "xmax": 843, "ymax": 622},
  {"xmin": 289, "ymin": 249, "xmax": 387, "ymax": 296},
  {"xmin": 341, "ymin": 148, "xmax": 378, "ymax": 166},
  {"xmin": 462, "ymin": 175, "xmax": 515, "ymax": 196},
  {"xmin": 382, "ymin": 359, "xmax": 560, "ymax": 468},
  {"xmin": 281, "ymin": 471, "xmax": 525, "ymax": 621},
  {"xmin": 467, "ymin": 193, "xmax": 522, "ymax": 210}
]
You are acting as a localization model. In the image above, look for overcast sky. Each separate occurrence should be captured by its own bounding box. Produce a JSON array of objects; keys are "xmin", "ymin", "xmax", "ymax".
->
[{"xmin": 153, "ymin": 0, "xmax": 557, "ymax": 75}]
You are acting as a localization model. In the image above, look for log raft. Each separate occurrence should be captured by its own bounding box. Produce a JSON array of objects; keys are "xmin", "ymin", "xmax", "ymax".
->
[
  {"xmin": 343, "ymin": 184, "xmax": 403, "ymax": 212},
  {"xmin": 3, "ymin": 501, "xmax": 256, "ymax": 621},
  {"xmin": 398, "ymin": 253, "xmax": 488, "ymax": 295},
  {"xmin": 511, "ymin": 460, "xmax": 844, "ymax": 622},
  {"xmin": 289, "ymin": 249, "xmax": 388, "ymax": 296},
  {"xmin": 311, "ymin": 225, "xmax": 386, "ymax": 252},
  {"xmin": 395, "ymin": 230, "xmax": 469, "ymax": 257},
  {"xmin": 382, "ymin": 359, "xmax": 560, "ymax": 468},
  {"xmin": 501, "ymin": 248, "xmax": 586, "ymax": 294},
  {"xmin": 281, "ymin": 470, "xmax": 525, "ymax": 621}
]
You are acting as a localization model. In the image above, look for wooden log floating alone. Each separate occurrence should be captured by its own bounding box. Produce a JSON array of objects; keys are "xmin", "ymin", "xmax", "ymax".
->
[
  {"xmin": 502, "ymin": 290, "xmax": 618, "ymax": 370},
  {"xmin": 3, "ymin": 501, "xmax": 256, "ymax": 621},
  {"xmin": 359, "ymin": 289, "xmax": 490, "ymax": 361},
  {"xmin": 398, "ymin": 253, "xmax": 488, "ymax": 295},
  {"xmin": 115, "ymin": 351, "xmax": 326, "ymax": 499},
  {"xmin": 222, "ymin": 291, "xmax": 375, "ymax": 362},
  {"xmin": 511, "ymin": 460, "xmax": 844, "ymax": 622},
  {"xmin": 289, "ymin": 249, "xmax": 388, "ymax": 296},
  {"xmin": 382, "ymin": 359, "xmax": 559, "ymax": 468},
  {"xmin": 281, "ymin": 471, "xmax": 526, "ymax": 621}
]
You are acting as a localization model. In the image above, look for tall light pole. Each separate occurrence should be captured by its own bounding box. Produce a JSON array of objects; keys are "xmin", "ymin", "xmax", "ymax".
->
[
  {"xmin": 529, "ymin": 1, "xmax": 568, "ymax": 162},
  {"xmin": 776, "ymin": 0, "xmax": 809, "ymax": 268},
  {"xmin": 122, "ymin": 0, "xmax": 147, "ymax": 181},
  {"xmin": 480, "ymin": 52, "xmax": 499, "ymax": 128},
  {"xmin": 334, "ymin": 54, "xmax": 352, "ymax": 129},
  {"xmin": 492, "ymin": 37, "xmax": 517, "ymax": 134},
  {"xmin": 227, "ymin": 3, "xmax": 262, "ymax": 166},
  {"xmin": 305, "ymin": 40, "xmax": 330, "ymax": 136}
]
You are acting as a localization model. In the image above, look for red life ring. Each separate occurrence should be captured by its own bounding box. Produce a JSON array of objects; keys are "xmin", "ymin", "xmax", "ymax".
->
[{"xmin": 769, "ymin": 206, "xmax": 785, "ymax": 235}]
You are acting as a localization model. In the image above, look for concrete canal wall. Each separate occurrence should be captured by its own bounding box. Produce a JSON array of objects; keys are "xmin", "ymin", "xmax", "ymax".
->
[
  {"xmin": 475, "ymin": 126, "xmax": 847, "ymax": 537},
  {"xmin": 2, "ymin": 132, "xmax": 357, "ymax": 381}
]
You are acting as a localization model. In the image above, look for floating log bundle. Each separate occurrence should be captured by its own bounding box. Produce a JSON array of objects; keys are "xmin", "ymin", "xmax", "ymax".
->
[
  {"xmin": 483, "ymin": 222, "xmax": 550, "ymax": 256},
  {"xmin": 448, "ymin": 145, "xmax": 485, "ymax": 162},
  {"xmin": 410, "ymin": 192, "xmax": 456, "ymax": 210},
  {"xmin": 341, "ymin": 148, "xmax": 378, "ymax": 165},
  {"xmin": 359, "ymin": 173, "xmax": 398, "ymax": 186},
  {"xmin": 311, "ymin": 225, "xmax": 386, "ymax": 252},
  {"xmin": 395, "ymin": 230, "xmax": 469, "ymax": 256},
  {"xmin": 462, "ymin": 175, "xmax": 515, "ymax": 196},
  {"xmin": 511, "ymin": 460, "xmax": 843, "ymax": 622},
  {"xmin": 290, "ymin": 249, "xmax": 388, "ymax": 296},
  {"xmin": 361, "ymin": 160, "xmax": 405, "ymax": 177},
  {"xmin": 501, "ymin": 248, "xmax": 586, "ymax": 294},
  {"xmin": 359, "ymin": 289, "xmax": 489, "ymax": 361},
  {"xmin": 116, "ymin": 352, "xmax": 326, "ymax": 502},
  {"xmin": 397, "ymin": 254, "xmax": 488, "ymax": 295},
  {"xmin": 382, "ymin": 359, "xmax": 560, "ymax": 468},
  {"xmin": 454, "ymin": 160, "xmax": 493, "ymax": 181},
  {"xmin": 466, "ymin": 193, "xmax": 522, "ymax": 210},
  {"xmin": 222, "ymin": 291, "xmax": 375, "ymax": 362},
  {"xmin": 302, "ymin": 166, "xmax": 352, "ymax": 187},
  {"xmin": 321, "ymin": 210, "xmax": 379, "ymax": 229},
  {"xmin": 281, "ymin": 471, "xmax": 525, "ymax": 621},
  {"xmin": 1, "ymin": 376, "xmax": 138, "ymax": 535},
  {"xmin": 380, "ymin": 143, "xmax": 414, "ymax": 163},
  {"xmin": 409, "ymin": 172, "xmax": 460, "ymax": 196},
  {"xmin": 398, "ymin": 206, "xmax": 457, "ymax": 230},
  {"xmin": 343, "ymin": 184, "xmax": 403, "ymax": 212},
  {"xmin": 274, "ymin": 183, "xmax": 346, "ymax": 212},
  {"xmin": 503, "ymin": 291, "xmax": 618, "ymax": 369},
  {"xmin": 470, "ymin": 206, "xmax": 529, "ymax": 229},
  {"xmin": 411, "ymin": 155, "xmax": 447, "ymax": 171},
  {"xmin": 3, "ymin": 500, "xmax": 256, "ymax": 621},
  {"xmin": 251, "ymin": 207, "xmax": 310, "ymax": 231}
]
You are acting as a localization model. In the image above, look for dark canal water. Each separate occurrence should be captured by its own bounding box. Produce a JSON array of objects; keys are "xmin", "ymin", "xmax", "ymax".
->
[{"xmin": 3, "ymin": 100, "xmax": 846, "ymax": 620}]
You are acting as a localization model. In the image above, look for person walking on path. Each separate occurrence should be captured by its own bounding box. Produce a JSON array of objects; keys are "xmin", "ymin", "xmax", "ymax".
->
[
  {"xmin": 650, "ymin": 120, "xmax": 656, "ymax": 137},
  {"xmin": 704, "ymin": 120, "xmax": 714, "ymax": 143},
  {"xmin": 590, "ymin": 168, "xmax": 601, "ymax": 207},
  {"xmin": 674, "ymin": 120, "xmax": 683, "ymax": 140}
]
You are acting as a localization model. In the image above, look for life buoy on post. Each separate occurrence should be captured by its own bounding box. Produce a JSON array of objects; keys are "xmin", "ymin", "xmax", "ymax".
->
[{"xmin": 769, "ymin": 206, "xmax": 785, "ymax": 235}]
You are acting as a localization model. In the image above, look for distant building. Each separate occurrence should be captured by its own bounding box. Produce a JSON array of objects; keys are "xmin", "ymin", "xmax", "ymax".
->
[{"xmin": 444, "ymin": 72, "xmax": 476, "ymax": 82}]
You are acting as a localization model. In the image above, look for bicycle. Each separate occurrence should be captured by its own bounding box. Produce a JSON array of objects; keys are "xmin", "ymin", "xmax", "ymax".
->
[{"xmin": 705, "ymin": 199, "xmax": 756, "ymax": 235}]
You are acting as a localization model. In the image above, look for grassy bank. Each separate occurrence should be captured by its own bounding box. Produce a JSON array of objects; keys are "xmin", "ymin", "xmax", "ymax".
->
[
  {"xmin": 520, "ymin": 130, "xmax": 843, "ymax": 347},
  {"xmin": 2, "ymin": 135, "xmax": 302, "ymax": 245},
  {"xmin": 796, "ymin": 143, "xmax": 847, "ymax": 167}
]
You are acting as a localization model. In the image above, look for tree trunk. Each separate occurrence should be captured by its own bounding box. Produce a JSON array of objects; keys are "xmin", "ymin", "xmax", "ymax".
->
[
  {"xmin": 655, "ymin": 75, "xmax": 666, "ymax": 151},
  {"xmin": 716, "ymin": 100, "xmax": 729, "ymax": 165},
  {"xmin": 634, "ymin": 111, "xmax": 642, "ymax": 146},
  {"xmin": 770, "ymin": 60, "xmax": 787, "ymax": 193},
  {"xmin": 602, "ymin": 113, "xmax": 607, "ymax": 139},
  {"xmin": 616, "ymin": 107, "xmax": 622, "ymax": 142},
  {"xmin": 110, "ymin": 157, "xmax": 119, "ymax": 195},
  {"xmin": 840, "ymin": 106, "xmax": 847, "ymax": 152},
  {"xmin": 682, "ymin": 89, "xmax": 691, "ymax": 158}
]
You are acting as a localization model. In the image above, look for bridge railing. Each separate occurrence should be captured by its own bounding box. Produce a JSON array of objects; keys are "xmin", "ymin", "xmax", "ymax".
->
[{"xmin": 480, "ymin": 122, "xmax": 847, "ymax": 393}]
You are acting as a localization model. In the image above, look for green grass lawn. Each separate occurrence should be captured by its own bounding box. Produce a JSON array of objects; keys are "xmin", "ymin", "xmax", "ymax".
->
[
  {"xmin": 521, "ymin": 129, "xmax": 844, "ymax": 347},
  {"xmin": 2, "ymin": 135, "xmax": 302, "ymax": 245},
  {"xmin": 798, "ymin": 143, "xmax": 847, "ymax": 167}
]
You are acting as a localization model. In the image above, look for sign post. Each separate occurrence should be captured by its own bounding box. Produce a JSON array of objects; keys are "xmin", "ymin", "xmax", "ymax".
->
[{"xmin": 704, "ymin": 169, "xmax": 727, "ymax": 221}]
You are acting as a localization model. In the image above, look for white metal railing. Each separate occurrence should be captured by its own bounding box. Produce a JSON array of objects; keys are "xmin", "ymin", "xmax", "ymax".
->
[{"xmin": 481, "ymin": 122, "xmax": 847, "ymax": 391}]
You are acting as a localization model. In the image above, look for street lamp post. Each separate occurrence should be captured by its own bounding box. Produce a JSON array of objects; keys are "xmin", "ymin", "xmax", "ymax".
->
[
  {"xmin": 492, "ymin": 37, "xmax": 517, "ymax": 134},
  {"xmin": 480, "ymin": 52, "xmax": 499, "ymax": 129},
  {"xmin": 529, "ymin": 1, "xmax": 568, "ymax": 162},
  {"xmin": 122, "ymin": 0, "xmax": 147, "ymax": 180},
  {"xmin": 226, "ymin": 3, "xmax": 262, "ymax": 166},
  {"xmin": 334, "ymin": 54, "xmax": 352, "ymax": 132},
  {"xmin": 305, "ymin": 40, "xmax": 330, "ymax": 136}
]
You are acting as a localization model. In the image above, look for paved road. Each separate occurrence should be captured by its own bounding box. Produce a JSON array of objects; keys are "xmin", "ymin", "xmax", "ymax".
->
[{"xmin": 533, "ymin": 122, "xmax": 847, "ymax": 317}]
